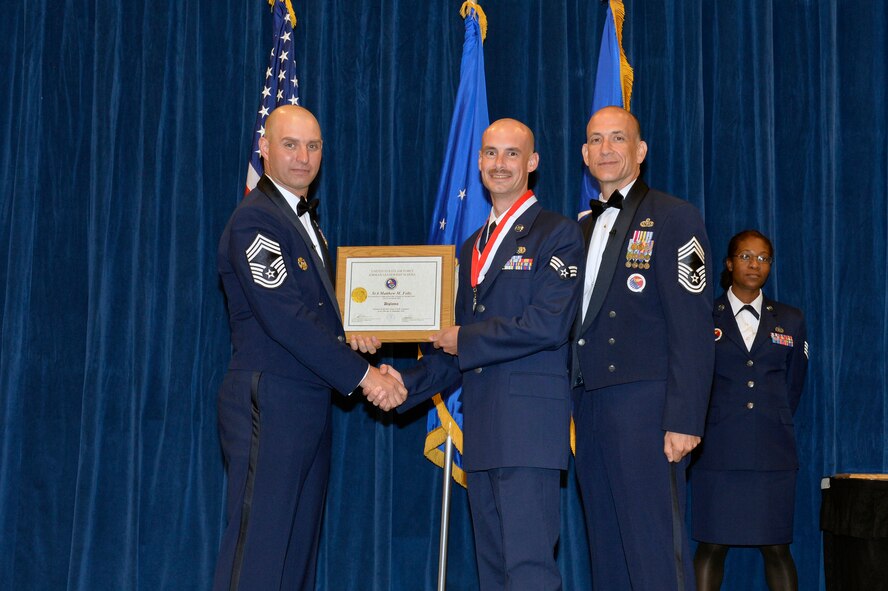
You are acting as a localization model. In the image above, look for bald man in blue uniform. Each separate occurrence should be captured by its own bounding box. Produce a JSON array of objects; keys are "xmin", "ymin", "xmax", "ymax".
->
[
  {"xmin": 571, "ymin": 107, "xmax": 714, "ymax": 591},
  {"xmin": 388, "ymin": 119, "xmax": 584, "ymax": 590},
  {"xmin": 214, "ymin": 106, "xmax": 404, "ymax": 591}
]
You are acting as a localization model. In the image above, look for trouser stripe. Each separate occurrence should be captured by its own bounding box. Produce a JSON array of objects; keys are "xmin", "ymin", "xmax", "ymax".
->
[
  {"xmin": 669, "ymin": 463, "xmax": 686, "ymax": 591},
  {"xmin": 229, "ymin": 372, "xmax": 262, "ymax": 591}
]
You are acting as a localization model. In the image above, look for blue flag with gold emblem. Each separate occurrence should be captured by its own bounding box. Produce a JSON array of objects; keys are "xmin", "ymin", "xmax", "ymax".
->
[
  {"xmin": 579, "ymin": 0, "xmax": 634, "ymax": 212},
  {"xmin": 423, "ymin": 1, "xmax": 490, "ymax": 487}
]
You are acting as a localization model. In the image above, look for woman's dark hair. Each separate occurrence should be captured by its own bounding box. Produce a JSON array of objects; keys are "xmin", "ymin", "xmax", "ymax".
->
[{"xmin": 720, "ymin": 229, "xmax": 774, "ymax": 290}]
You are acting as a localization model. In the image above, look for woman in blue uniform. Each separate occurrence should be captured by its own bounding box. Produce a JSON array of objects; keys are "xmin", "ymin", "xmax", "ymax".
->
[{"xmin": 691, "ymin": 230, "xmax": 808, "ymax": 591}]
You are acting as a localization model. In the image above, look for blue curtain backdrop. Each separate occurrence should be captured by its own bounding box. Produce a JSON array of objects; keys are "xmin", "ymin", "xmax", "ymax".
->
[{"xmin": 1, "ymin": 1, "xmax": 885, "ymax": 589}]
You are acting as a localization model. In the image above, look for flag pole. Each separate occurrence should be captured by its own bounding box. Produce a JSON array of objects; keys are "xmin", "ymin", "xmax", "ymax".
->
[
  {"xmin": 426, "ymin": 5, "xmax": 489, "ymax": 588},
  {"xmin": 436, "ymin": 434, "xmax": 455, "ymax": 591}
]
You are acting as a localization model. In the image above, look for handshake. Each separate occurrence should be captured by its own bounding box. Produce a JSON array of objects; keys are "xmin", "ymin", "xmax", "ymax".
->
[
  {"xmin": 359, "ymin": 364, "xmax": 406, "ymax": 411},
  {"xmin": 349, "ymin": 326, "xmax": 460, "ymax": 411},
  {"xmin": 350, "ymin": 335, "xmax": 407, "ymax": 412}
]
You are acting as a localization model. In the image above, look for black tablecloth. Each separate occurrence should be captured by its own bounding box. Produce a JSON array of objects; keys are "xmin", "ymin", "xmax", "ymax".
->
[{"xmin": 821, "ymin": 477, "xmax": 888, "ymax": 591}]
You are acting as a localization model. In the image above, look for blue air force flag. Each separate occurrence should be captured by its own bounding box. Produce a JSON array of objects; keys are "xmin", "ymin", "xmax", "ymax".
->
[
  {"xmin": 579, "ymin": 0, "xmax": 634, "ymax": 213},
  {"xmin": 423, "ymin": 2, "xmax": 491, "ymax": 487}
]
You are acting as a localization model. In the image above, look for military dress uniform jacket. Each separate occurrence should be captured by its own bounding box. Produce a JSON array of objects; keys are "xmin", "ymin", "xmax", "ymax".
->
[
  {"xmin": 694, "ymin": 294, "xmax": 808, "ymax": 471},
  {"xmin": 399, "ymin": 202, "xmax": 585, "ymax": 472},
  {"xmin": 218, "ymin": 175, "xmax": 367, "ymax": 392},
  {"xmin": 215, "ymin": 175, "xmax": 370, "ymax": 591},
  {"xmin": 572, "ymin": 180, "xmax": 714, "ymax": 436}
]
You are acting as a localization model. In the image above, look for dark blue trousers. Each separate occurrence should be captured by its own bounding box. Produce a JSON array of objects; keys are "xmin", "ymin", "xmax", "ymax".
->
[
  {"xmin": 574, "ymin": 382, "xmax": 695, "ymax": 591},
  {"xmin": 213, "ymin": 371, "xmax": 332, "ymax": 591},
  {"xmin": 466, "ymin": 466, "xmax": 562, "ymax": 591}
]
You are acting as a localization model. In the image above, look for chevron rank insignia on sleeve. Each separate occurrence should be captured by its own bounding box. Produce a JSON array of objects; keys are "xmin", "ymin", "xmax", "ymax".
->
[
  {"xmin": 246, "ymin": 233, "xmax": 287, "ymax": 288},
  {"xmin": 549, "ymin": 256, "xmax": 578, "ymax": 280},
  {"xmin": 677, "ymin": 237, "xmax": 706, "ymax": 293}
]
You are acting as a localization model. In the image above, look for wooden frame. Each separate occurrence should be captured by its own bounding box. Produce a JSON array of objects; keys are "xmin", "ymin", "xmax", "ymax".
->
[{"xmin": 336, "ymin": 245, "xmax": 456, "ymax": 343}]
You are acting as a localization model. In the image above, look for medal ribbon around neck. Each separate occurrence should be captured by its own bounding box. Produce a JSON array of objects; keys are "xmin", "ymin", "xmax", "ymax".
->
[{"xmin": 471, "ymin": 190, "xmax": 536, "ymax": 288}]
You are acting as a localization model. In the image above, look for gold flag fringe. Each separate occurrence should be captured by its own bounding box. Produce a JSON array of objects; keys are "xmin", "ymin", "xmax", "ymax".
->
[
  {"xmin": 268, "ymin": 0, "xmax": 297, "ymax": 28},
  {"xmin": 609, "ymin": 0, "xmax": 634, "ymax": 111},
  {"xmin": 460, "ymin": 1, "xmax": 488, "ymax": 43},
  {"xmin": 424, "ymin": 393, "xmax": 468, "ymax": 488}
]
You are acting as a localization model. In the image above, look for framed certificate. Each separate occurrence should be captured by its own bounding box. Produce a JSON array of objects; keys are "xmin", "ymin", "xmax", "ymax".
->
[{"xmin": 336, "ymin": 245, "xmax": 456, "ymax": 342}]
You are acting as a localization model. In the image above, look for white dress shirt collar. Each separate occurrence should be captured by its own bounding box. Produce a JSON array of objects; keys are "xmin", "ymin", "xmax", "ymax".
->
[
  {"xmin": 267, "ymin": 176, "xmax": 323, "ymax": 265},
  {"xmin": 726, "ymin": 287, "xmax": 763, "ymax": 317},
  {"xmin": 598, "ymin": 178, "xmax": 638, "ymax": 203}
]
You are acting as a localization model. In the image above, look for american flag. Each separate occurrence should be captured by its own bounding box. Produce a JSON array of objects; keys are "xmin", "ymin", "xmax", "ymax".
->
[{"xmin": 246, "ymin": 0, "xmax": 301, "ymax": 192}]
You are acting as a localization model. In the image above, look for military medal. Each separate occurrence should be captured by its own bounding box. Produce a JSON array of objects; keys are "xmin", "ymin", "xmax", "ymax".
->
[{"xmin": 625, "ymin": 230, "xmax": 654, "ymax": 269}]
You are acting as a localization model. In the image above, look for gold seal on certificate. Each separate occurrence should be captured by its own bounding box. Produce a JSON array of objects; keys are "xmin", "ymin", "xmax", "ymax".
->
[{"xmin": 336, "ymin": 245, "xmax": 456, "ymax": 343}]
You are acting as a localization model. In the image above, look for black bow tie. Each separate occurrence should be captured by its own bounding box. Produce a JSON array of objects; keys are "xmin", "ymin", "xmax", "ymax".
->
[
  {"xmin": 296, "ymin": 197, "xmax": 319, "ymax": 221},
  {"xmin": 588, "ymin": 190, "xmax": 624, "ymax": 217},
  {"xmin": 737, "ymin": 304, "xmax": 760, "ymax": 320}
]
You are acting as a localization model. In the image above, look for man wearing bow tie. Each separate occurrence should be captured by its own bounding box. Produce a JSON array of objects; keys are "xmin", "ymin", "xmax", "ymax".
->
[
  {"xmin": 571, "ymin": 106, "xmax": 714, "ymax": 591},
  {"xmin": 214, "ymin": 105, "xmax": 405, "ymax": 591}
]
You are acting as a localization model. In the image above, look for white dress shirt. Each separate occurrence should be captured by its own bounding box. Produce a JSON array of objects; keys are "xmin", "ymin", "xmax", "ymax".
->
[
  {"xmin": 582, "ymin": 179, "xmax": 637, "ymax": 321},
  {"xmin": 727, "ymin": 287, "xmax": 763, "ymax": 350},
  {"xmin": 268, "ymin": 177, "xmax": 324, "ymax": 266},
  {"xmin": 268, "ymin": 178, "xmax": 369, "ymax": 386}
]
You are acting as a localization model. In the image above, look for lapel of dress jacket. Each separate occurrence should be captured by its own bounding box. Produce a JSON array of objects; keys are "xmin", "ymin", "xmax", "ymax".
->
[
  {"xmin": 257, "ymin": 175, "xmax": 341, "ymax": 316},
  {"xmin": 572, "ymin": 213, "xmax": 597, "ymax": 338},
  {"xmin": 580, "ymin": 179, "xmax": 649, "ymax": 333},
  {"xmin": 714, "ymin": 293, "xmax": 746, "ymax": 351},
  {"xmin": 749, "ymin": 296, "xmax": 778, "ymax": 355},
  {"xmin": 476, "ymin": 203, "xmax": 540, "ymax": 299},
  {"xmin": 580, "ymin": 209, "xmax": 597, "ymax": 248}
]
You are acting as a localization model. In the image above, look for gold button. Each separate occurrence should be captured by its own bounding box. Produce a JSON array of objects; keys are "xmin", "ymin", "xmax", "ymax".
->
[
  {"xmin": 746, "ymin": 360, "xmax": 754, "ymax": 367},
  {"xmin": 608, "ymin": 311, "xmax": 617, "ymax": 318},
  {"xmin": 608, "ymin": 364, "xmax": 616, "ymax": 372},
  {"xmin": 577, "ymin": 339, "xmax": 586, "ymax": 346},
  {"xmin": 608, "ymin": 338, "xmax": 615, "ymax": 345},
  {"xmin": 747, "ymin": 402, "xmax": 755, "ymax": 409},
  {"xmin": 747, "ymin": 380, "xmax": 755, "ymax": 388}
]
